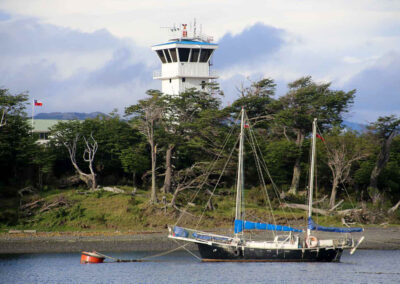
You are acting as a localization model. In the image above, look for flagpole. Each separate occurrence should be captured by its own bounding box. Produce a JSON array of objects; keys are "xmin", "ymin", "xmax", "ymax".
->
[{"xmin": 31, "ymin": 99, "xmax": 34, "ymax": 133}]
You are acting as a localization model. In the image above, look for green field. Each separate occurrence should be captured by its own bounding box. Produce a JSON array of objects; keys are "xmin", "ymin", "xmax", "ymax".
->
[{"xmin": 3, "ymin": 186, "xmax": 393, "ymax": 233}]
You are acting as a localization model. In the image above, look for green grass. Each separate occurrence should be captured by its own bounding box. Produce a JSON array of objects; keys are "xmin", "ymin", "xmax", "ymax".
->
[{"xmin": 1, "ymin": 186, "xmax": 399, "ymax": 232}]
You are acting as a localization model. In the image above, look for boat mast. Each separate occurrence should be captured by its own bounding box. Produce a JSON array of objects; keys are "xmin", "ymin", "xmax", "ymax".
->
[
  {"xmin": 307, "ymin": 118, "xmax": 317, "ymax": 237},
  {"xmin": 235, "ymin": 107, "xmax": 245, "ymax": 238}
]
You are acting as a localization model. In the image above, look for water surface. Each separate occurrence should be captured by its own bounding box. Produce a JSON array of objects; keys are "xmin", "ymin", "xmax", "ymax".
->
[{"xmin": 0, "ymin": 250, "xmax": 399, "ymax": 283}]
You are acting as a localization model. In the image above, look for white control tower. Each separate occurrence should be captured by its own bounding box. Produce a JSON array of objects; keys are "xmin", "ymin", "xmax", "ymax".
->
[{"xmin": 152, "ymin": 23, "xmax": 218, "ymax": 95}]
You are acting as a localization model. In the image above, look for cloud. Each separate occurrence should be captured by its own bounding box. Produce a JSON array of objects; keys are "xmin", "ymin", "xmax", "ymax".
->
[
  {"xmin": 0, "ymin": 12, "xmax": 158, "ymax": 113},
  {"xmin": 214, "ymin": 23, "xmax": 286, "ymax": 69},
  {"xmin": 343, "ymin": 52, "xmax": 400, "ymax": 123},
  {"xmin": 0, "ymin": 10, "xmax": 10, "ymax": 21}
]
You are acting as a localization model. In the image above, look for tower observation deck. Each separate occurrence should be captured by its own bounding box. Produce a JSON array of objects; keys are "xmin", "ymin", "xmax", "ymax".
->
[{"xmin": 152, "ymin": 23, "xmax": 218, "ymax": 95}]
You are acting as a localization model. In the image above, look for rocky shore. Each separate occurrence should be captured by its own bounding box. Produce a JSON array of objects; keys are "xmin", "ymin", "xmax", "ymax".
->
[{"xmin": 0, "ymin": 227, "xmax": 399, "ymax": 254}]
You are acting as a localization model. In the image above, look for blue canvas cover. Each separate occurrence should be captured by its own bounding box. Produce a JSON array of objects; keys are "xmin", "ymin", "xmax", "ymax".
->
[
  {"xmin": 192, "ymin": 233, "xmax": 230, "ymax": 242},
  {"xmin": 173, "ymin": 226, "xmax": 189, "ymax": 238},
  {"xmin": 308, "ymin": 217, "xmax": 363, "ymax": 233},
  {"xmin": 234, "ymin": 220, "xmax": 302, "ymax": 234}
]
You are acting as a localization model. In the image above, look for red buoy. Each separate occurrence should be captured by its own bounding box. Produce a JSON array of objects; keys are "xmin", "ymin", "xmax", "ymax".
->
[{"xmin": 81, "ymin": 251, "xmax": 105, "ymax": 264}]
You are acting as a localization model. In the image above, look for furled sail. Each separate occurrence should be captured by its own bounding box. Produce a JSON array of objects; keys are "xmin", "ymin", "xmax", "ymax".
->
[
  {"xmin": 308, "ymin": 217, "xmax": 363, "ymax": 233},
  {"xmin": 234, "ymin": 220, "xmax": 303, "ymax": 234}
]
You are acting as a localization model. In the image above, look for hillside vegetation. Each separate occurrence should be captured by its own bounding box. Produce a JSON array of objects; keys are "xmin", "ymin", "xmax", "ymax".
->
[{"xmin": 1, "ymin": 77, "xmax": 400, "ymax": 230}]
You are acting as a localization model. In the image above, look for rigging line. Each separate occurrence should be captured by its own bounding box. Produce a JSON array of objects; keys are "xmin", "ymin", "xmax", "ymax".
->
[
  {"xmin": 315, "ymin": 124, "xmax": 365, "ymax": 229},
  {"xmin": 250, "ymin": 132, "xmax": 296, "ymax": 226},
  {"xmin": 245, "ymin": 114, "xmax": 299, "ymax": 225},
  {"xmin": 244, "ymin": 116, "xmax": 277, "ymax": 236},
  {"xmin": 340, "ymin": 182, "xmax": 365, "ymax": 229},
  {"xmin": 172, "ymin": 239, "xmax": 202, "ymax": 261},
  {"xmin": 139, "ymin": 243, "xmax": 190, "ymax": 260},
  {"xmin": 245, "ymin": 116, "xmax": 292, "ymax": 205},
  {"xmin": 174, "ymin": 111, "xmax": 241, "ymax": 226},
  {"xmin": 194, "ymin": 133, "xmax": 241, "ymax": 230},
  {"xmin": 244, "ymin": 129, "xmax": 278, "ymax": 232}
]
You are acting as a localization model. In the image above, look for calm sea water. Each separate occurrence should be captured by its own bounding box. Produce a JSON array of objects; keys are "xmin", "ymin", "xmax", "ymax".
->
[{"xmin": 0, "ymin": 250, "xmax": 399, "ymax": 283}]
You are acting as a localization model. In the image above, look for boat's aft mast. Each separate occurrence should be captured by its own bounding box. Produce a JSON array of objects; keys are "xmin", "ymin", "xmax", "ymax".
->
[
  {"xmin": 307, "ymin": 118, "xmax": 317, "ymax": 237},
  {"xmin": 235, "ymin": 107, "xmax": 245, "ymax": 238}
]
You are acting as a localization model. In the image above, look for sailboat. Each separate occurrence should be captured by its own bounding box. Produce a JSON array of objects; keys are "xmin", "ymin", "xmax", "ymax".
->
[{"xmin": 168, "ymin": 108, "xmax": 364, "ymax": 262}]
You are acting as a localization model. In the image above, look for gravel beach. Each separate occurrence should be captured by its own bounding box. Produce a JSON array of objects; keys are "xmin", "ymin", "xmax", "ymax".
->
[{"xmin": 1, "ymin": 227, "xmax": 399, "ymax": 254}]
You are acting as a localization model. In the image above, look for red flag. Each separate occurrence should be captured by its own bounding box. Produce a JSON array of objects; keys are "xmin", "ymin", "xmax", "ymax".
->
[
  {"xmin": 316, "ymin": 134, "xmax": 325, "ymax": 141},
  {"xmin": 34, "ymin": 100, "xmax": 43, "ymax": 106}
]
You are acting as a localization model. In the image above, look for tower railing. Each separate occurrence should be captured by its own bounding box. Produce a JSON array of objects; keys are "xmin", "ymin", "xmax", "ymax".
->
[{"xmin": 153, "ymin": 69, "xmax": 218, "ymax": 79}]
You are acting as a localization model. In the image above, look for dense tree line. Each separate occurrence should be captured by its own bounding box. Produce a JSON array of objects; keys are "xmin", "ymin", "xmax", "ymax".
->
[{"xmin": 1, "ymin": 78, "xmax": 400, "ymax": 216}]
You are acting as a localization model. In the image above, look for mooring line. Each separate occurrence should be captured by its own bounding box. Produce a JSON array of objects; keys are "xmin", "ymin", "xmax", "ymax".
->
[{"xmin": 173, "ymin": 239, "xmax": 202, "ymax": 261}]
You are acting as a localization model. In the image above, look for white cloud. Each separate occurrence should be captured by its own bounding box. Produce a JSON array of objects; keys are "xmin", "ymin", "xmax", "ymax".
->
[{"xmin": 0, "ymin": 1, "xmax": 399, "ymax": 122}]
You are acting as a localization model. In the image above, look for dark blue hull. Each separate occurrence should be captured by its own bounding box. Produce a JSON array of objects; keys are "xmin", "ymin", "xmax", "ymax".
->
[{"xmin": 198, "ymin": 243, "xmax": 343, "ymax": 262}]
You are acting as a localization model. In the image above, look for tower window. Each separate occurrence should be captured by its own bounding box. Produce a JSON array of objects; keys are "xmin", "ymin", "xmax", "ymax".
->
[
  {"xmin": 156, "ymin": 50, "xmax": 166, "ymax": 63},
  {"xmin": 199, "ymin": 49, "xmax": 213, "ymax": 62},
  {"xmin": 178, "ymin": 48, "xmax": 190, "ymax": 62},
  {"xmin": 164, "ymin": 49, "xmax": 172, "ymax": 63},
  {"xmin": 169, "ymin": 79, "xmax": 172, "ymax": 83},
  {"xmin": 201, "ymin": 81, "xmax": 206, "ymax": 89},
  {"xmin": 169, "ymin": 48, "xmax": 178, "ymax": 62},
  {"xmin": 182, "ymin": 77, "xmax": 186, "ymax": 82},
  {"xmin": 190, "ymin": 48, "xmax": 200, "ymax": 62}
]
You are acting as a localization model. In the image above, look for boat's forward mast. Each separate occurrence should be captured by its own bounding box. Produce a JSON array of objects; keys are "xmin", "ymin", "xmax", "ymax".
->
[
  {"xmin": 235, "ymin": 107, "xmax": 245, "ymax": 239},
  {"xmin": 307, "ymin": 118, "xmax": 317, "ymax": 237}
]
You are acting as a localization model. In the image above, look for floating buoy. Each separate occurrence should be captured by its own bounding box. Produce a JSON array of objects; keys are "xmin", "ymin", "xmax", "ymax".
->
[{"xmin": 81, "ymin": 251, "xmax": 105, "ymax": 264}]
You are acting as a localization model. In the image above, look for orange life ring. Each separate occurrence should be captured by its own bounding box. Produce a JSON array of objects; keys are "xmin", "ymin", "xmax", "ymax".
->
[{"xmin": 306, "ymin": 236, "xmax": 318, "ymax": 248}]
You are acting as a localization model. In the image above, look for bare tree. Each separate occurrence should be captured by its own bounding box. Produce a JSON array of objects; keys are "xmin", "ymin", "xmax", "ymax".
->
[
  {"xmin": 0, "ymin": 109, "xmax": 6, "ymax": 127},
  {"xmin": 61, "ymin": 132, "xmax": 98, "ymax": 191},
  {"xmin": 368, "ymin": 116, "xmax": 400, "ymax": 204},
  {"xmin": 325, "ymin": 131, "xmax": 368, "ymax": 207},
  {"xmin": 169, "ymin": 162, "xmax": 216, "ymax": 209}
]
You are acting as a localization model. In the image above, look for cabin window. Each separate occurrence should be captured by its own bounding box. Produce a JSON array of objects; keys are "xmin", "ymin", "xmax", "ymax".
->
[
  {"xmin": 190, "ymin": 48, "xmax": 200, "ymax": 62},
  {"xmin": 169, "ymin": 48, "xmax": 178, "ymax": 62},
  {"xmin": 156, "ymin": 50, "xmax": 166, "ymax": 64},
  {"xmin": 164, "ymin": 49, "xmax": 172, "ymax": 63},
  {"xmin": 201, "ymin": 80, "xmax": 206, "ymax": 89},
  {"xmin": 178, "ymin": 48, "xmax": 190, "ymax": 62},
  {"xmin": 199, "ymin": 49, "xmax": 213, "ymax": 62}
]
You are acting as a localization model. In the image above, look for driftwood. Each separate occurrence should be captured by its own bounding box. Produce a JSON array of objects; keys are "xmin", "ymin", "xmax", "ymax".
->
[
  {"xmin": 100, "ymin": 187, "xmax": 125, "ymax": 194},
  {"xmin": 313, "ymin": 195, "xmax": 328, "ymax": 205},
  {"xmin": 281, "ymin": 203, "xmax": 330, "ymax": 216},
  {"xmin": 39, "ymin": 197, "xmax": 69, "ymax": 213},
  {"xmin": 388, "ymin": 200, "xmax": 400, "ymax": 214},
  {"xmin": 20, "ymin": 198, "xmax": 45, "ymax": 210},
  {"xmin": 329, "ymin": 199, "xmax": 344, "ymax": 211},
  {"xmin": 281, "ymin": 202, "xmax": 363, "ymax": 217},
  {"xmin": 18, "ymin": 186, "xmax": 36, "ymax": 197}
]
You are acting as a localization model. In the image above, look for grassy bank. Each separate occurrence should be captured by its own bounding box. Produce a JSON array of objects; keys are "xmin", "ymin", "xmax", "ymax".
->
[{"xmin": 0, "ymin": 186, "xmax": 398, "ymax": 232}]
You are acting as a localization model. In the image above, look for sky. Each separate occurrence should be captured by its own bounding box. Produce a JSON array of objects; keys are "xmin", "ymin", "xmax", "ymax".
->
[{"xmin": 0, "ymin": 0, "xmax": 399, "ymax": 123}]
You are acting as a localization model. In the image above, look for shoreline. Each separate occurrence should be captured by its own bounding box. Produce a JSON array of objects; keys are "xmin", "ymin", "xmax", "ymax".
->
[{"xmin": 1, "ymin": 227, "xmax": 399, "ymax": 254}]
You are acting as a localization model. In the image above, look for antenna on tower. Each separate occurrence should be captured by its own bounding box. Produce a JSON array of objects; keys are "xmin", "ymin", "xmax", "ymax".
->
[{"xmin": 193, "ymin": 18, "xmax": 197, "ymax": 39}]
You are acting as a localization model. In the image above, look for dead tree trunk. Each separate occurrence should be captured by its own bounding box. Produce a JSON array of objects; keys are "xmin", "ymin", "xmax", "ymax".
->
[
  {"xmin": 329, "ymin": 176, "xmax": 340, "ymax": 208},
  {"xmin": 388, "ymin": 200, "xmax": 400, "ymax": 214},
  {"xmin": 0, "ymin": 109, "xmax": 6, "ymax": 127},
  {"xmin": 150, "ymin": 140, "xmax": 158, "ymax": 204},
  {"xmin": 289, "ymin": 130, "xmax": 304, "ymax": 195},
  {"xmin": 162, "ymin": 144, "xmax": 174, "ymax": 194},
  {"xmin": 369, "ymin": 131, "xmax": 396, "ymax": 191}
]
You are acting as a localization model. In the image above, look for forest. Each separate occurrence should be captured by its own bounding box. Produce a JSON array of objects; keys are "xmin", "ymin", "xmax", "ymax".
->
[{"xmin": 1, "ymin": 76, "xmax": 400, "ymax": 230}]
